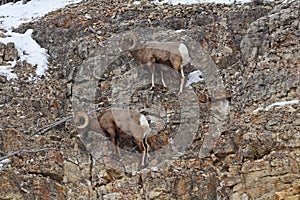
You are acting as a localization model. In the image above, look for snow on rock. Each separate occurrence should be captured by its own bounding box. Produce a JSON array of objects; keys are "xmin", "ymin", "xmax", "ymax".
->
[
  {"xmin": 0, "ymin": 0, "xmax": 82, "ymax": 31},
  {"xmin": 0, "ymin": 64, "xmax": 18, "ymax": 80},
  {"xmin": 185, "ymin": 70, "xmax": 204, "ymax": 87},
  {"xmin": 253, "ymin": 100, "xmax": 300, "ymax": 112},
  {"xmin": 0, "ymin": 29, "xmax": 48, "ymax": 77},
  {"xmin": 0, "ymin": 158, "xmax": 10, "ymax": 170},
  {"xmin": 265, "ymin": 100, "xmax": 300, "ymax": 111},
  {"xmin": 0, "ymin": 0, "xmax": 83, "ymax": 79},
  {"xmin": 0, "ymin": 60, "xmax": 18, "ymax": 80}
]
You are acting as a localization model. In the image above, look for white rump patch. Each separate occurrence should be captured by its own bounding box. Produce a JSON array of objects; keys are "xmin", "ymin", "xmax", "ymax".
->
[
  {"xmin": 139, "ymin": 115, "xmax": 149, "ymax": 127},
  {"xmin": 178, "ymin": 43, "xmax": 190, "ymax": 65},
  {"xmin": 178, "ymin": 43, "xmax": 188, "ymax": 55}
]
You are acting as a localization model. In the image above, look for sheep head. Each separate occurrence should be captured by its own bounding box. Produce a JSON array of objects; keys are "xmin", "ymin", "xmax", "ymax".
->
[
  {"xmin": 74, "ymin": 111, "xmax": 101, "ymax": 132},
  {"xmin": 74, "ymin": 111, "xmax": 90, "ymax": 129},
  {"xmin": 120, "ymin": 32, "xmax": 139, "ymax": 51}
]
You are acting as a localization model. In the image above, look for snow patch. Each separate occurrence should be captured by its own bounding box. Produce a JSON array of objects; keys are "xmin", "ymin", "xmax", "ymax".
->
[
  {"xmin": 0, "ymin": 0, "xmax": 82, "ymax": 31},
  {"xmin": 0, "ymin": 29, "xmax": 48, "ymax": 76},
  {"xmin": 0, "ymin": 0, "xmax": 83, "ymax": 79},
  {"xmin": 185, "ymin": 70, "xmax": 204, "ymax": 87},
  {"xmin": 132, "ymin": 1, "xmax": 142, "ymax": 5},
  {"xmin": 0, "ymin": 61, "xmax": 18, "ymax": 80},
  {"xmin": 150, "ymin": 166, "xmax": 160, "ymax": 171},
  {"xmin": 253, "ymin": 100, "xmax": 300, "ymax": 112},
  {"xmin": 0, "ymin": 158, "xmax": 10, "ymax": 170},
  {"xmin": 174, "ymin": 29, "xmax": 187, "ymax": 33}
]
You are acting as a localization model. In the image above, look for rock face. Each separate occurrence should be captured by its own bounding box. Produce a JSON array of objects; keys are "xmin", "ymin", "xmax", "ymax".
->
[
  {"xmin": 0, "ymin": 0, "xmax": 299, "ymax": 199},
  {"xmin": 0, "ymin": 42, "xmax": 19, "ymax": 64}
]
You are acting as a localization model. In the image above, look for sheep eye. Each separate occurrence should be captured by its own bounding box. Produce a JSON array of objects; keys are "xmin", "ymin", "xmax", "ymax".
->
[
  {"xmin": 76, "ymin": 118, "xmax": 85, "ymax": 126},
  {"xmin": 128, "ymin": 38, "xmax": 133, "ymax": 44}
]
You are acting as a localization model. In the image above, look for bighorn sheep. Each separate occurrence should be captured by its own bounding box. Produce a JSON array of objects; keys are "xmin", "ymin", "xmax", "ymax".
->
[
  {"xmin": 74, "ymin": 108, "xmax": 150, "ymax": 167},
  {"xmin": 120, "ymin": 32, "xmax": 190, "ymax": 93}
]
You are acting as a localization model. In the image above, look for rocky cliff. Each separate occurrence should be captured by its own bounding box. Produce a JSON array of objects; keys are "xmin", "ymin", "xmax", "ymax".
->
[{"xmin": 0, "ymin": 0, "xmax": 299, "ymax": 199}]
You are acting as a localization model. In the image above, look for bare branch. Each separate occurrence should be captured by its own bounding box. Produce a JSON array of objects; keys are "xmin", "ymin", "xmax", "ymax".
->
[
  {"xmin": 31, "ymin": 106, "xmax": 113, "ymax": 136},
  {"xmin": 0, "ymin": 148, "xmax": 56, "ymax": 162},
  {"xmin": 88, "ymin": 26, "xmax": 101, "ymax": 36},
  {"xmin": 31, "ymin": 116, "xmax": 73, "ymax": 136}
]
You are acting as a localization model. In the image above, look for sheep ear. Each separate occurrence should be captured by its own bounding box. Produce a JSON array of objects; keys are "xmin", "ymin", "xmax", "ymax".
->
[{"xmin": 74, "ymin": 111, "xmax": 89, "ymax": 129}]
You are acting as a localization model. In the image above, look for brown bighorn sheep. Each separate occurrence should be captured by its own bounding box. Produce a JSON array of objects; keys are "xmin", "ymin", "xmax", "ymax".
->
[
  {"xmin": 120, "ymin": 32, "xmax": 190, "ymax": 93},
  {"xmin": 74, "ymin": 108, "xmax": 150, "ymax": 167}
]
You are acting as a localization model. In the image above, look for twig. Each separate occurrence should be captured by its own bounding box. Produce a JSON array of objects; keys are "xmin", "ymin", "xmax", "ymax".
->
[
  {"xmin": 88, "ymin": 26, "xmax": 101, "ymax": 36},
  {"xmin": 0, "ymin": 148, "xmax": 56, "ymax": 162},
  {"xmin": 31, "ymin": 116, "xmax": 73, "ymax": 136}
]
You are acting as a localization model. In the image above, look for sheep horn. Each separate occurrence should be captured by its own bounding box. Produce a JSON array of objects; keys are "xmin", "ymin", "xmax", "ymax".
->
[
  {"xmin": 74, "ymin": 111, "xmax": 89, "ymax": 129},
  {"xmin": 123, "ymin": 32, "xmax": 138, "ymax": 50}
]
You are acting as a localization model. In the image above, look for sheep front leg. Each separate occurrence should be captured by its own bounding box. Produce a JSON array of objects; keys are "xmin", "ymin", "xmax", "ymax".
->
[
  {"xmin": 107, "ymin": 128, "xmax": 121, "ymax": 158},
  {"xmin": 142, "ymin": 138, "xmax": 149, "ymax": 167},
  {"xmin": 147, "ymin": 62, "xmax": 155, "ymax": 90},
  {"xmin": 141, "ymin": 149, "xmax": 147, "ymax": 167}
]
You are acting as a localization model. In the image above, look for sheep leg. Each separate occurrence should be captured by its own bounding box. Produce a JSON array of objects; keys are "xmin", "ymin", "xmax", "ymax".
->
[
  {"xmin": 135, "ymin": 137, "xmax": 148, "ymax": 167},
  {"xmin": 161, "ymin": 71, "xmax": 167, "ymax": 88},
  {"xmin": 106, "ymin": 128, "xmax": 121, "ymax": 157},
  {"xmin": 141, "ymin": 139, "xmax": 149, "ymax": 167},
  {"xmin": 148, "ymin": 63, "xmax": 155, "ymax": 90},
  {"xmin": 143, "ymin": 137, "xmax": 149, "ymax": 165},
  {"xmin": 141, "ymin": 149, "xmax": 146, "ymax": 167},
  {"xmin": 179, "ymin": 67, "xmax": 185, "ymax": 93},
  {"xmin": 115, "ymin": 139, "xmax": 121, "ymax": 157}
]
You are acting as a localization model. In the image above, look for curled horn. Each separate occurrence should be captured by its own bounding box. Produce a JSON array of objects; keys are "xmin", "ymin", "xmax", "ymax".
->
[
  {"xmin": 122, "ymin": 32, "xmax": 138, "ymax": 50},
  {"xmin": 74, "ymin": 111, "xmax": 89, "ymax": 129}
]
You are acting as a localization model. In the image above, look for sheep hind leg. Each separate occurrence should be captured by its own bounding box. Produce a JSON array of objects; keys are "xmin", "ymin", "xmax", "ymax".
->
[
  {"xmin": 179, "ymin": 67, "xmax": 185, "ymax": 93},
  {"xmin": 135, "ymin": 138, "xmax": 148, "ymax": 168}
]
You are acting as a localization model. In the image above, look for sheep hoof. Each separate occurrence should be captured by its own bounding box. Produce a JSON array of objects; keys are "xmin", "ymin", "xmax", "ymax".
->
[
  {"xmin": 150, "ymin": 85, "xmax": 156, "ymax": 90},
  {"xmin": 138, "ymin": 162, "xmax": 148, "ymax": 170},
  {"xmin": 111, "ymin": 154, "xmax": 121, "ymax": 161}
]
